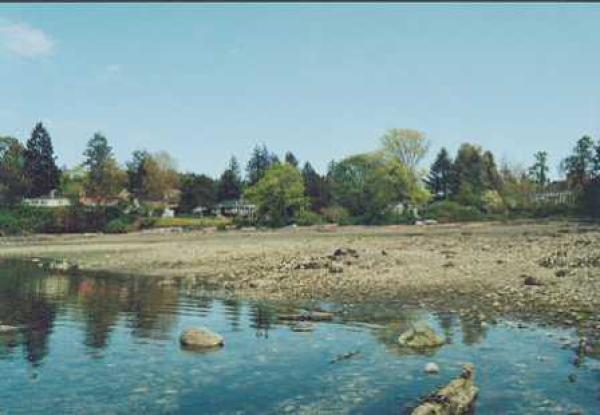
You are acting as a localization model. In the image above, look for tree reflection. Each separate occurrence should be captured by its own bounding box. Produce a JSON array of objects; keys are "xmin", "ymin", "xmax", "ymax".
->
[
  {"xmin": 250, "ymin": 302, "xmax": 275, "ymax": 338},
  {"xmin": 222, "ymin": 299, "xmax": 243, "ymax": 331},
  {"xmin": 75, "ymin": 278, "xmax": 121, "ymax": 350},
  {"xmin": 0, "ymin": 261, "xmax": 59, "ymax": 367},
  {"xmin": 459, "ymin": 314, "xmax": 488, "ymax": 345}
]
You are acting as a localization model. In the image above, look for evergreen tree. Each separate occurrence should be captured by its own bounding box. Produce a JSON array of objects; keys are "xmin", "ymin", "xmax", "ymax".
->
[
  {"xmin": 482, "ymin": 151, "xmax": 502, "ymax": 191},
  {"xmin": 528, "ymin": 151, "xmax": 550, "ymax": 189},
  {"xmin": 217, "ymin": 156, "xmax": 243, "ymax": 201},
  {"xmin": 561, "ymin": 135, "xmax": 595, "ymax": 188},
  {"xmin": 126, "ymin": 150, "xmax": 150, "ymax": 198},
  {"xmin": 301, "ymin": 162, "xmax": 332, "ymax": 212},
  {"xmin": 24, "ymin": 122, "xmax": 60, "ymax": 197},
  {"xmin": 425, "ymin": 147, "xmax": 453, "ymax": 199},
  {"xmin": 284, "ymin": 151, "xmax": 299, "ymax": 167},
  {"xmin": 246, "ymin": 144, "xmax": 278, "ymax": 186},
  {"xmin": 450, "ymin": 143, "xmax": 486, "ymax": 206}
]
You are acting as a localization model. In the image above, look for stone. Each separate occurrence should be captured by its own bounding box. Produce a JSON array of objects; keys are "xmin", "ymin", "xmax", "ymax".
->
[
  {"xmin": 290, "ymin": 322, "xmax": 314, "ymax": 332},
  {"xmin": 0, "ymin": 324, "xmax": 18, "ymax": 334},
  {"xmin": 523, "ymin": 275, "xmax": 543, "ymax": 286},
  {"xmin": 398, "ymin": 325, "xmax": 445, "ymax": 349},
  {"xmin": 179, "ymin": 327, "xmax": 224, "ymax": 350},
  {"xmin": 329, "ymin": 261, "xmax": 344, "ymax": 273},
  {"xmin": 411, "ymin": 364, "xmax": 478, "ymax": 415},
  {"xmin": 424, "ymin": 362, "xmax": 440, "ymax": 374}
]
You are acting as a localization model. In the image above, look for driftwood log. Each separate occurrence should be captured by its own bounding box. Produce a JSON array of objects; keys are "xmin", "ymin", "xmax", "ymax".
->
[{"xmin": 411, "ymin": 364, "xmax": 478, "ymax": 415}]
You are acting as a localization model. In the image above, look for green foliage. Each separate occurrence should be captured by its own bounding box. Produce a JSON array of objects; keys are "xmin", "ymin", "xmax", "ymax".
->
[
  {"xmin": 246, "ymin": 144, "xmax": 279, "ymax": 186},
  {"xmin": 424, "ymin": 200, "xmax": 483, "ymax": 223},
  {"xmin": 450, "ymin": 143, "xmax": 502, "ymax": 208},
  {"xmin": 482, "ymin": 190, "xmax": 506, "ymax": 214},
  {"xmin": 320, "ymin": 205, "xmax": 350, "ymax": 224},
  {"xmin": 24, "ymin": 122, "xmax": 60, "ymax": 197},
  {"xmin": 561, "ymin": 135, "xmax": 595, "ymax": 189},
  {"xmin": 245, "ymin": 163, "xmax": 308, "ymax": 226},
  {"xmin": 294, "ymin": 210, "xmax": 324, "ymax": 226},
  {"xmin": 330, "ymin": 153, "xmax": 429, "ymax": 222},
  {"xmin": 425, "ymin": 147, "xmax": 453, "ymax": 199},
  {"xmin": 528, "ymin": 151, "xmax": 550, "ymax": 189},
  {"xmin": 178, "ymin": 173, "xmax": 216, "ymax": 213},
  {"xmin": 302, "ymin": 162, "xmax": 332, "ymax": 212},
  {"xmin": 582, "ymin": 177, "xmax": 600, "ymax": 217},
  {"xmin": 284, "ymin": 151, "xmax": 299, "ymax": 167},
  {"xmin": 380, "ymin": 128, "xmax": 429, "ymax": 173},
  {"xmin": 126, "ymin": 150, "xmax": 150, "ymax": 198},
  {"xmin": 83, "ymin": 133, "xmax": 126, "ymax": 199},
  {"xmin": 0, "ymin": 136, "xmax": 27, "ymax": 205},
  {"xmin": 217, "ymin": 156, "xmax": 243, "ymax": 202},
  {"xmin": 104, "ymin": 217, "xmax": 133, "ymax": 234}
]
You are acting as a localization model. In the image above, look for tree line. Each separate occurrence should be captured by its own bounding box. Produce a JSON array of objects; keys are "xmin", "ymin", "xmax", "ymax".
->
[{"xmin": 0, "ymin": 122, "xmax": 598, "ymax": 233}]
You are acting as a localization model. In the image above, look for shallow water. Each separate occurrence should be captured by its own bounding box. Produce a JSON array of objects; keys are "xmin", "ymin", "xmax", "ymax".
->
[{"xmin": 0, "ymin": 260, "xmax": 598, "ymax": 414}]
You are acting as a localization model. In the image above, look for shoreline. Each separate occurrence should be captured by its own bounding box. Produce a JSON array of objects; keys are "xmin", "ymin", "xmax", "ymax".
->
[{"xmin": 1, "ymin": 220, "xmax": 600, "ymax": 332}]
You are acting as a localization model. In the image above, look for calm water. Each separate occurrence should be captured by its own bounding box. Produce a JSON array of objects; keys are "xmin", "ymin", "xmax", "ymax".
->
[{"xmin": 0, "ymin": 260, "xmax": 598, "ymax": 414}]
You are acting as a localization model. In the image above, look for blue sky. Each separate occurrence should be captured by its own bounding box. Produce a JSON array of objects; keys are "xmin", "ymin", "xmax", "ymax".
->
[{"xmin": 0, "ymin": 4, "xmax": 599, "ymax": 178}]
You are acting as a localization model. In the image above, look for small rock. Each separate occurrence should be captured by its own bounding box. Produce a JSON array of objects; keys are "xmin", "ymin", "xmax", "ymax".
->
[
  {"xmin": 523, "ymin": 275, "xmax": 543, "ymax": 286},
  {"xmin": 425, "ymin": 362, "xmax": 440, "ymax": 374},
  {"xmin": 329, "ymin": 261, "xmax": 344, "ymax": 273},
  {"xmin": 179, "ymin": 327, "xmax": 224, "ymax": 350}
]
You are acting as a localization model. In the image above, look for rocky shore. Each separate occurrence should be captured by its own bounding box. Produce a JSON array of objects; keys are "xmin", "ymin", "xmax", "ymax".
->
[{"xmin": 1, "ymin": 220, "xmax": 600, "ymax": 337}]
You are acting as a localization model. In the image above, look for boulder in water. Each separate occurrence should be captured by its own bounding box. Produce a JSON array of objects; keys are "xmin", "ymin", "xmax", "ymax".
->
[
  {"xmin": 398, "ymin": 325, "xmax": 445, "ymax": 349},
  {"xmin": 424, "ymin": 362, "xmax": 440, "ymax": 374},
  {"xmin": 179, "ymin": 327, "xmax": 224, "ymax": 350}
]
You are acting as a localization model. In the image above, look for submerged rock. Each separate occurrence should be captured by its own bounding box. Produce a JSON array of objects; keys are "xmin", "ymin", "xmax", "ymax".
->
[
  {"xmin": 398, "ymin": 325, "xmax": 445, "ymax": 349},
  {"xmin": 179, "ymin": 327, "xmax": 224, "ymax": 350},
  {"xmin": 278, "ymin": 310, "xmax": 334, "ymax": 322},
  {"xmin": 412, "ymin": 363, "xmax": 478, "ymax": 415}
]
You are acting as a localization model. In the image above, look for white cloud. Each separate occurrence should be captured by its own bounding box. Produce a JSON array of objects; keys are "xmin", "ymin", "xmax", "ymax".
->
[{"xmin": 0, "ymin": 20, "xmax": 55, "ymax": 58}]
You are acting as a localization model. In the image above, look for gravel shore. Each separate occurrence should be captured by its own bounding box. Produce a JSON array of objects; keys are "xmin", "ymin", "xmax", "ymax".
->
[{"xmin": 2, "ymin": 220, "xmax": 600, "ymax": 332}]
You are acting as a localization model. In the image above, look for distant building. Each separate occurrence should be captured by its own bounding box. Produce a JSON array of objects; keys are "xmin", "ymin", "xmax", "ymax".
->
[
  {"xmin": 162, "ymin": 207, "xmax": 175, "ymax": 218},
  {"xmin": 216, "ymin": 199, "xmax": 256, "ymax": 218},
  {"xmin": 79, "ymin": 189, "xmax": 130, "ymax": 207},
  {"xmin": 23, "ymin": 190, "xmax": 71, "ymax": 208},
  {"xmin": 191, "ymin": 206, "xmax": 210, "ymax": 216},
  {"xmin": 528, "ymin": 190, "xmax": 576, "ymax": 206}
]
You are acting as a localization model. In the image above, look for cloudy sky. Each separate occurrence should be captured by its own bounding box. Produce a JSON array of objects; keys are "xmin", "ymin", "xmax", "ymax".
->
[{"xmin": 1, "ymin": 4, "xmax": 599, "ymax": 177}]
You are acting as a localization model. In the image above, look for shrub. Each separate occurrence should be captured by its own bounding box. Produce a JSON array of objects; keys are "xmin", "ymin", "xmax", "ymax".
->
[
  {"xmin": 0, "ymin": 211, "xmax": 21, "ymax": 235},
  {"xmin": 482, "ymin": 190, "xmax": 506, "ymax": 214},
  {"xmin": 320, "ymin": 206, "xmax": 350, "ymax": 224},
  {"xmin": 294, "ymin": 210, "xmax": 324, "ymax": 226},
  {"xmin": 424, "ymin": 200, "xmax": 484, "ymax": 223},
  {"xmin": 104, "ymin": 218, "xmax": 132, "ymax": 234}
]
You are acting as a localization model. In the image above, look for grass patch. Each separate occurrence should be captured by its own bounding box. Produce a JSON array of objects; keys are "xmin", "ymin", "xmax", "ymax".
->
[{"xmin": 153, "ymin": 216, "xmax": 232, "ymax": 229}]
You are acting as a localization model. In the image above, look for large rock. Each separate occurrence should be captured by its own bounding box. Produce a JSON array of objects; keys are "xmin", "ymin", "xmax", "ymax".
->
[
  {"xmin": 398, "ymin": 325, "xmax": 445, "ymax": 349},
  {"xmin": 180, "ymin": 327, "xmax": 224, "ymax": 350},
  {"xmin": 412, "ymin": 364, "xmax": 479, "ymax": 415}
]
